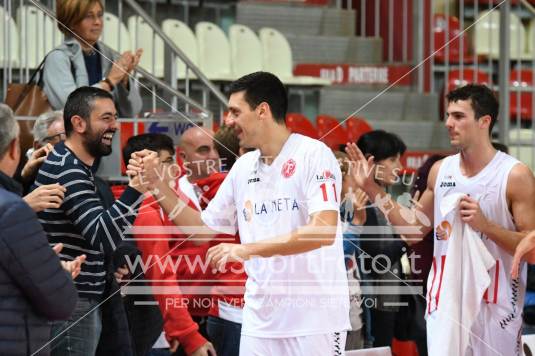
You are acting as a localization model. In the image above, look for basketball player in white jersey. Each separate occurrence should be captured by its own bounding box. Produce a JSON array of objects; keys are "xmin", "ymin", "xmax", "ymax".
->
[
  {"xmin": 346, "ymin": 84, "xmax": 535, "ymax": 355},
  {"xmin": 128, "ymin": 72, "xmax": 350, "ymax": 355}
]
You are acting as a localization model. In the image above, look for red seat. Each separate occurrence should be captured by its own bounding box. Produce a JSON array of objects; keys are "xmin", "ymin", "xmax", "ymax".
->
[
  {"xmin": 316, "ymin": 115, "xmax": 349, "ymax": 150},
  {"xmin": 285, "ymin": 113, "xmax": 319, "ymax": 139},
  {"xmin": 345, "ymin": 117, "xmax": 373, "ymax": 143},
  {"xmin": 434, "ymin": 14, "xmax": 473, "ymax": 64},
  {"xmin": 510, "ymin": 70, "xmax": 533, "ymax": 121},
  {"xmin": 446, "ymin": 69, "xmax": 490, "ymax": 93}
]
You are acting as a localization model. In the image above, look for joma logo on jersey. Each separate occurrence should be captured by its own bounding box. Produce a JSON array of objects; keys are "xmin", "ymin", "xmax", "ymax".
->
[
  {"xmin": 248, "ymin": 177, "xmax": 260, "ymax": 184},
  {"xmin": 440, "ymin": 181, "xmax": 456, "ymax": 188}
]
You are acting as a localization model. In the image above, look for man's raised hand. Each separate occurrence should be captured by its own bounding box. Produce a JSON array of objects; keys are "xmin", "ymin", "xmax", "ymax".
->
[
  {"xmin": 52, "ymin": 243, "xmax": 86, "ymax": 279},
  {"xmin": 21, "ymin": 143, "xmax": 53, "ymax": 181}
]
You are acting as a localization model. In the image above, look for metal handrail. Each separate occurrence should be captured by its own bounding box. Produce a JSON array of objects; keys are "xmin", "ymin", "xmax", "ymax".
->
[
  {"xmin": 124, "ymin": 0, "xmax": 228, "ymax": 107},
  {"xmin": 28, "ymin": 0, "xmax": 216, "ymax": 125},
  {"xmin": 118, "ymin": 47, "xmax": 210, "ymax": 117}
]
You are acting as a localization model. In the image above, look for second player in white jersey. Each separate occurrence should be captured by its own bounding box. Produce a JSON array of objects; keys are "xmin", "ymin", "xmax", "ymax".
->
[
  {"xmin": 427, "ymin": 151, "xmax": 525, "ymax": 356},
  {"xmin": 345, "ymin": 84, "xmax": 535, "ymax": 356}
]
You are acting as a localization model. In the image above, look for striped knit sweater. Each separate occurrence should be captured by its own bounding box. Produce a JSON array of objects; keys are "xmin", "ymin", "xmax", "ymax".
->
[{"xmin": 34, "ymin": 141, "xmax": 143, "ymax": 299}]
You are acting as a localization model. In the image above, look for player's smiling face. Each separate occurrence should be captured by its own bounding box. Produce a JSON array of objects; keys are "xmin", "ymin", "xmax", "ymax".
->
[{"xmin": 226, "ymin": 91, "xmax": 262, "ymax": 148}]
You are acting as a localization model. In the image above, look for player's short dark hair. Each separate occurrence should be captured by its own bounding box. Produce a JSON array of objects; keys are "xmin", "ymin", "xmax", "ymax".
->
[
  {"xmin": 446, "ymin": 84, "xmax": 499, "ymax": 134},
  {"xmin": 64, "ymin": 86, "xmax": 114, "ymax": 136},
  {"xmin": 228, "ymin": 71, "xmax": 288, "ymax": 124}
]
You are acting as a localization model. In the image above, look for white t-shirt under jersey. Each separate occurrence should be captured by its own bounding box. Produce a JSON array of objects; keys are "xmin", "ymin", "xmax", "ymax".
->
[{"xmin": 201, "ymin": 133, "xmax": 350, "ymax": 338}]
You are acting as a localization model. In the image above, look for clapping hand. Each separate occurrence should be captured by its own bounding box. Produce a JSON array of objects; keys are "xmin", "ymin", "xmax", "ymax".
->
[{"xmin": 53, "ymin": 243, "xmax": 86, "ymax": 279}]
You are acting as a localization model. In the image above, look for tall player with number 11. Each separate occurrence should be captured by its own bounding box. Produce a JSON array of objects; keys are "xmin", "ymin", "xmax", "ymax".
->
[{"xmin": 129, "ymin": 72, "xmax": 350, "ymax": 355}]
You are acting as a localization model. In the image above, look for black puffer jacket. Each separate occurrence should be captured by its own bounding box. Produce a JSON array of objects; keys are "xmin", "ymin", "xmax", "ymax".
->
[{"xmin": 0, "ymin": 171, "xmax": 78, "ymax": 355}]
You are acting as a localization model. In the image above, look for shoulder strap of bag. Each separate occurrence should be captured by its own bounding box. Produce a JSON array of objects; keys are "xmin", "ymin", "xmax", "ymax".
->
[
  {"xmin": 70, "ymin": 59, "xmax": 76, "ymax": 81},
  {"xmin": 10, "ymin": 50, "xmax": 70, "ymax": 112},
  {"xmin": 35, "ymin": 49, "xmax": 75, "ymax": 87},
  {"xmin": 31, "ymin": 55, "xmax": 48, "ymax": 87},
  {"xmin": 14, "ymin": 49, "xmax": 75, "ymax": 110}
]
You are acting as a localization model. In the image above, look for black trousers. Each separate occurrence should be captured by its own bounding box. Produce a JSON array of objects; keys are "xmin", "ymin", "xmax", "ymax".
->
[{"xmin": 370, "ymin": 309, "xmax": 396, "ymax": 348}]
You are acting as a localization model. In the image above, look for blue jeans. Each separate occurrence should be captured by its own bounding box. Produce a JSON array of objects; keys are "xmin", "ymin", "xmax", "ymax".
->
[
  {"xmin": 207, "ymin": 316, "xmax": 241, "ymax": 356},
  {"xmin": 50, "ymin": 298, "xmax": 102, "ymax": 356}
]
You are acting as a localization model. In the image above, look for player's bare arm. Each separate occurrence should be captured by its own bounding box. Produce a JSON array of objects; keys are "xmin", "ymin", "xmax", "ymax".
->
[
  {"xmin": 462, "ymin": 163, "xmax": 535, "ymax": 257},
  {"xmin": 345, "ymin": 142, "xmax": 437, "ymax": 245},
  {"xmin": 206, "ymin": 210, "xmax": 338, "ymax": 271}
]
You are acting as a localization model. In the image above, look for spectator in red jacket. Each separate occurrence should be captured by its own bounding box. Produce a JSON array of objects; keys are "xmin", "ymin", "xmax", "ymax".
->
[{"xmin": 123, "ymin": 132, "xmax": 218, "ymax": 356}]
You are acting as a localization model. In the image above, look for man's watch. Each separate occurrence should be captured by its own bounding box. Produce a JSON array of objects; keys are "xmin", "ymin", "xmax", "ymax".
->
[{"xmin": 102, "ymin": 77, "xmax": 115, "ymax": 91}]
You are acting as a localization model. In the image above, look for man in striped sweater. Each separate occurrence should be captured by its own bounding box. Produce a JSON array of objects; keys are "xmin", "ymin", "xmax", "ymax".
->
[{"xmin": 34, "ymin": 87, "xmax": 147, "ymax": 355}]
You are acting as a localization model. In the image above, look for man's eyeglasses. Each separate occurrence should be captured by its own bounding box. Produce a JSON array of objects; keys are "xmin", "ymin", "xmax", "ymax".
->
[{"xmin": 42, "ymin": 132, "xmax": 66, "ymax": 144}]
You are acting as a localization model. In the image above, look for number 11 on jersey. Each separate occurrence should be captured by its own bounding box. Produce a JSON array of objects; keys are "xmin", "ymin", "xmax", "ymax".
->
[{"xmin": 320, "ymin": 183, "xmax": 337, "ymax": 202}]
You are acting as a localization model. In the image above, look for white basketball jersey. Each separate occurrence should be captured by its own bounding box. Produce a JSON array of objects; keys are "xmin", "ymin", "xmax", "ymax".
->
[
  {"xmin": 427, "ymin": 151, "xmax": 526, "ymax": 332},
  {"xmin": 201, "ymin": 134, "xmax": 350, "ymax": 338}
]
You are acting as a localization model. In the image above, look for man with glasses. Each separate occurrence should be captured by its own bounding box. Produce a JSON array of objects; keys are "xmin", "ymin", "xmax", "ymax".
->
[
  {"xmin": 10, "ymin": 111, "xmax": 68, "ymax": 213},
  {"xmin": 33, "ymin": 111, "xmax": 66, "ymax": 148},
  {"xmin": 15, "ymin": 111, "xmax": 66, "ymax": 193}
]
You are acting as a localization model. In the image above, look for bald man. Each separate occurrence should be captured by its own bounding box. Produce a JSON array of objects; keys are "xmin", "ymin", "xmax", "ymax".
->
[{"xmin": 179, "ymin": 126, "xmax": 221, "ymax": 183}]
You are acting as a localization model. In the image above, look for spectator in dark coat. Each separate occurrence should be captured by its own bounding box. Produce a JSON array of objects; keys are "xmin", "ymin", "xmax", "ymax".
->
[{"xmin": 0, "ymin": 104, "xmax": 79, "ymax": 355}]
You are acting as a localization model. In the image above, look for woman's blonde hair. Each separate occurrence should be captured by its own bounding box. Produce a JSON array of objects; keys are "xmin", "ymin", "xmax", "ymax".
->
[{"xmin": 56, "ymin": 0, "xmax": 103, "ymax": 35}]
